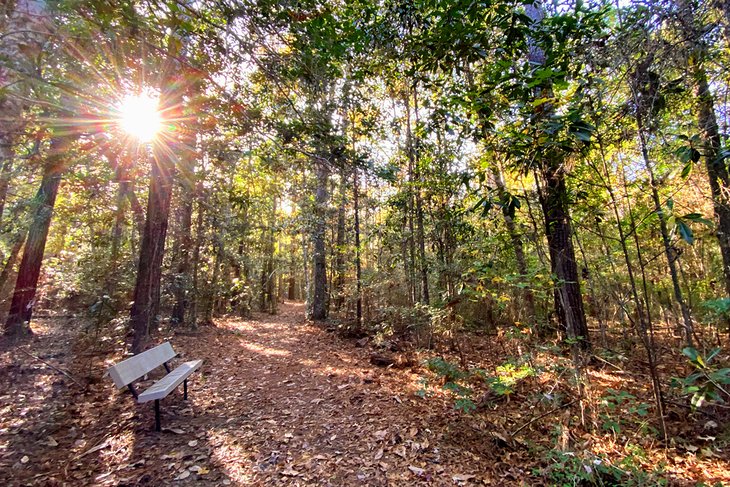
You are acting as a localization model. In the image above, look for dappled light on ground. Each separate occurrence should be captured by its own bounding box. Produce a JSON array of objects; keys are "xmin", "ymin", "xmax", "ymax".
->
[{"xmin": 1, "ymin": 303, "xmax": 729, "ymax": 485}]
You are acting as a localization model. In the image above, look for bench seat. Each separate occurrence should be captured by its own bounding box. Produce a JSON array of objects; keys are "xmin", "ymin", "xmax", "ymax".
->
[
  {"xmin": 138, "ymin": 360, "xmax": 202, "ymax": 403},
  {"xmin": 106, "ymin": 342, "xmax": 202, "ymax": 430}
]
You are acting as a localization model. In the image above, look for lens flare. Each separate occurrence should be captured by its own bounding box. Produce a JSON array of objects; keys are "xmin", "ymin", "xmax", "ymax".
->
[{"xmin": 118, "ymin": 93, "xmax": 162, "ymax": 142}]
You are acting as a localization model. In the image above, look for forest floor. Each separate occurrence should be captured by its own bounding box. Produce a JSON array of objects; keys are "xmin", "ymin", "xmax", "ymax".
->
[{"xmin": 1, "ymin": 301, "xmax": 729, "ymax": 486}]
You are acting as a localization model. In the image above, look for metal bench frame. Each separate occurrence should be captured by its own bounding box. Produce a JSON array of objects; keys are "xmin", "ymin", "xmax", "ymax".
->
[{"xmin": 106, "ymin": 342, "xmax": 203, "ymax": 431}]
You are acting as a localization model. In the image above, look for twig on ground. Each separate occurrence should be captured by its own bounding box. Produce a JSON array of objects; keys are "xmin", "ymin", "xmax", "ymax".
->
[
  {"xmin": 16, "ymin": 347, "xmax": 85, "ymax": 388},
  {"xmin": 510, "ymin": 400, "xmax": 577, "ymax": 437}
]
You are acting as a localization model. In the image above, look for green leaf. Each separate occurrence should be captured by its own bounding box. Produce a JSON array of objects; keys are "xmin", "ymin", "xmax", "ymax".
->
[
  {"xmin": 677, "ymin": 220, "xmax": 694, "ymax": 245},
  {"xmin": 683, "ymin": 347, "xmax": 703, "ymax": 366}
]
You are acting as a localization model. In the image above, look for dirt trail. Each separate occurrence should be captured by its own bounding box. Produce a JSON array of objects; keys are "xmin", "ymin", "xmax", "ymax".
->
[{"xmin": 1, "ymin": 303, "xmax": 495, "ymax": 486}]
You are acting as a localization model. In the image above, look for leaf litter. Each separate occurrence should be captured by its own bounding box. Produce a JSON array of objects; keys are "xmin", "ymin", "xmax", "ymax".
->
[{"xmin": 0, "ymin": 302, "xmax": 728, "ymax": 485}]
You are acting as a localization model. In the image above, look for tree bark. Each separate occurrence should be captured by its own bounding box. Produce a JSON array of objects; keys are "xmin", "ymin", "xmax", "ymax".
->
[
  {"xmin": 311, "ymin": 163, "xmax": 329, "ymax": 320},
  {"xmin": 130, "ymin": 149, "xmax": 174, "ymax": 353},
  {"xmin": 5, "ymin": 138, "xmax": 67, "ymax": 336},
  {"xmin": 354, "ymin": 166, "xmax": 362, "ymax": 326},
  {"xmin": 333, "ymin": 169, "xmax": 347, "ymax": 311},
  {"xmin": 691, "ymin": 57, "xmax": 730, "ymax": 298},
  {"xmin": 525, "ymin": 1, "xmax": 589, "ymax": 347},
  {"xmin": 0, "ymin": 158, "xmax": 14, "ymax": 227}
]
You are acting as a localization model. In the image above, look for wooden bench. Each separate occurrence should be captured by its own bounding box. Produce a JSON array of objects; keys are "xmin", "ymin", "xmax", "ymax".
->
[{"xmin": 106, "ymin": 342, "xmax": 203, "ymax": 431}]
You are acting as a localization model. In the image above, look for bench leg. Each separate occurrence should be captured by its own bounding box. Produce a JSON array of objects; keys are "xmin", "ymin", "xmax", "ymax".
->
[
  {"xmin": 154, "ymin": 399, "xmax": 161, "ymax": 432},
  {"xmin": 184, "ymin": 379, "xmax": 188, "ymax": 400}
]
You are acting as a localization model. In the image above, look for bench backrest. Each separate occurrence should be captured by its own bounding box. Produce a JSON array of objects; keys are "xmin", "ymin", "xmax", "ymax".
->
[{"xmin": 106, "ymin": 342, "xmax": 176, "ymax": 388}]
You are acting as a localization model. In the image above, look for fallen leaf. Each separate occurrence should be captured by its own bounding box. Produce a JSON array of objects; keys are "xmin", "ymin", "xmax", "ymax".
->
[
  {"xmin": 374, "ymin": 430, "xmax": 388, "ymax": 441},
  {"xmin": 20, "ymin": 455, "xmax": 29, "ymax": 464},
  {"xmin": 408, "ymin": 465, "xmax": 425, "ymax": 476},
  {"xmin": 394, "ymin": 445, "xmax": 407, "ymax": 458},
  {"xmin": 175, "ymin": 470, "xmax": 191, "ymax": 480},
  {"xmin": 373, "ymin": 449, "xmax": 384, "ymax": 461},
  {"xmin": 281, "ymin": 465, "xmax": 300, "ymax": 476},
  {"xmin": 166, "ymin": 428, "xmax": 185, "ymax": 435},
  {"xmin": 46, "ymin": 436, "xmax": 58, "ymax": 447},
  {"xmin": 188, "ymin": 440, "xmax": 198, "ymax": 447},
  {"xmin": 453, "ymin": 473, "xmax": 476, "ymax": 482},
  {"xmin": 77, "ymin": 440, "xmax": 110, "ymax": 459}
]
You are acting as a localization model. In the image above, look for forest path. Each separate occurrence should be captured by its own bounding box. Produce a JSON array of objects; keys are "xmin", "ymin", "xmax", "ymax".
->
[{"xmin": 1, "ymin": 302, "xmax": 496, "ymax": 486}]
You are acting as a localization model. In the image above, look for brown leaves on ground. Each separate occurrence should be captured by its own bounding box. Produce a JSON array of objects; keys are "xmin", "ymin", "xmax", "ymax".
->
[{"xmin": 0, "ymin": 303, "xmax": 729, "ymax": 485}]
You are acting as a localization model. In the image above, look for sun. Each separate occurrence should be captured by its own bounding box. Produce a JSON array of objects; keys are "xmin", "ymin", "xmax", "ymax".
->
[{"xmin": 118, "ymin": 93, "xmax": 162, "ymax": 142}]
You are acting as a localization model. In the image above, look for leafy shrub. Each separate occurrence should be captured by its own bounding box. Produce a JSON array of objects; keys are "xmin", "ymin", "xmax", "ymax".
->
[
  {"xmin": 673, "ymin": 347, "xmax": 730, "ymax": 409},
  {"xmin": 418, "ymin": 357, "xmax": 535, "ymax": 413}
]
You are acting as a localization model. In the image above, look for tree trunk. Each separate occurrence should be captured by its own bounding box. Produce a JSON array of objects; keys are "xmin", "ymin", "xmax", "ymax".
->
[
  {"xmin": 0, "ymin": 232, "xmax": 27, "ymax": 310},
  {"xmin": 0, "ymin": 158, "xmax": 14, "ymax": 227},
  {"xmin": 311, "ymin": 163, "xmax": 329, "ymax": 320},
  {"xmin": 189, "ymin": 191, "xmax": 204, "ymax": 329},
  {"xmin": 637, "ymin": 122, "xmax": 695, "ymax": 346},
  {"xmin": 538, "ymin": 169, "xmax": 590, "ymax": 347},
  {"xmin": 5, "ymin": 138, "xmax": 66, "ymax": 336},
  {"xmin": 130, "ymin": 149, "xmax": 174, "ymax": 353},
  {"xmin": 333, "ymin": 169, "xmax": 347, "ymax": 312},
  {"xmin": 354, "ymin": 166, "xmax": 362, "ymax": 326},
  {"xmin": 493, "ymin": 163, "xmax": 536, "ymax": 321},
  {"xmin": 691, "ymin": 61, "xmax": 730, "ymax": 298},
  {"xmin": 171, "ymin": 138, "xmax": 196, "ymax": 325},
  {"xmin": 525, "ymin": 1, "xmax": 589, "ymax": 347},
  {"xmin": 411, "ymin": 88, "xmax": 430, "ymax": 305}
]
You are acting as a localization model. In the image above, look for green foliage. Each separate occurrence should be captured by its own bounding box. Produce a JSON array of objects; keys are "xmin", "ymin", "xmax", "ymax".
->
[
  {"xmin": 538, "ymin": 443, "xmax": 666, "ymax": 486},
  {"xmin": 599, "ymin": 389, "xmax": 650, "ymax": 435},
  {"xmin": 673, "ymin": 347, "xmax": 730, "ymax": 409},
  {"xmin": 419, "ymin": 357, "xmax": 535, "ymax": 413}
]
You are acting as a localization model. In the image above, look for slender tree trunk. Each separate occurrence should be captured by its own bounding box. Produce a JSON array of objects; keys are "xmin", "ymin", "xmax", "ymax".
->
[
  {"xmin": 593, "ymin": 133, "xmax": 667, "ymax": 439},
  {"xmin": 493, "ymin": 163, "xmax": 535, "ymax": 321},
  {"xmin": 189, "ymin": 191, "xmax": 204, "ymax": 329},
  {"xmin": 171, "ymin": 132, "xmax": 196, "ymax": 324},
  {"xmin": 334, "ymin": 169, "xmax": 347, "ymax": 312},
  {"xmin": 354, "ymin": 166, "xmax": 362, "ymax": 326},
  {"xmin": 311, "ymin": 163, "xmax": 329, "ymax": 320},
  {"xmin": 0, "ymin": 232, "xmax": 26, "ymax": 301},
  {"xmin": 412, "ymin": 88, "xmax": 430, "ymax": 304},
  {"xmin": 171, "ymin": 192, "xmax": 193, "ymax": 324},
  {"xmin": 204, "ymin": 235, "xmax": 222, "ymax": 325},
  {"xmin": 637, "ymin": 118, "xmax": 695, "ymax": 346},
  {"xmin": 302, "ymin": 230, "xmax": 311, "ymax": 317},
  {"xmin": 0, "ymin": 158, "xmax": 14, "ymax": 226},
  {"xmin": 5, "ymin": 138, "xmax": 67, "ymax": 336}
]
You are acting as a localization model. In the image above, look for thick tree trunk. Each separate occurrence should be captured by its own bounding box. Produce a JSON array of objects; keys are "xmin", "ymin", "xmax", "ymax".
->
[
  {"xmin": 5, "ymin": 138, "xmax": 66, "ymax": 336},
  {"xmin": 525, "ymin": 1, "xmax": 588, "ymax": 347},
  {"xmin": 130, "ymin": 150, "xmax": 174, "ymax": 353},
  {"xmin": 538, "ymin": 169, "xmax": 590, "ymax": 347},
  {"xmin": 311, "ymin": 163, "xmax": 329, "ymax": 320}
]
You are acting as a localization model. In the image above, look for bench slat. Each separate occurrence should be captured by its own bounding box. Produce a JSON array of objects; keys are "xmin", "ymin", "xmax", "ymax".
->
[
  {"xmin": 137, "ymin": 360, "xmax": 203, "ymax": 403},
  {"xmin": 107, "ymin": 342, "xmax": 177, "ymax": 388}
]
